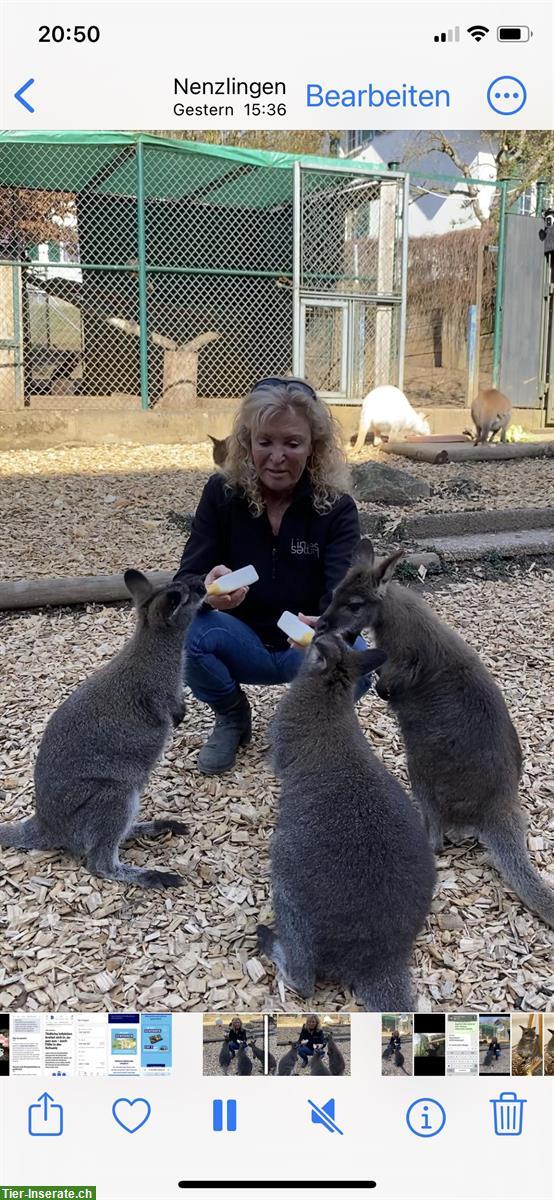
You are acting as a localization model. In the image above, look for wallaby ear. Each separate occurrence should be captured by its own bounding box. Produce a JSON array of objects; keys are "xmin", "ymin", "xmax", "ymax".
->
[
  {"xmin": 307, "ymin": 639, "xmax": 329, "ymax": 672},
  {"xmin": 124, "ymin": 569, "xmax": 154, "ymax": 607},
  {"xmin": 374, "ymin": 549, "xmax": 404, "ymax": 584},
  {"xmin": 353, "ymin": 647, "xmax": 388, "ymax": 675},
  {"xmin": 351, "ymin": 538, "xmax": 375, "ymax": 567},
  {"xmin": 161, "ymin": 586, "xmax": 188, "ymax": 622}
]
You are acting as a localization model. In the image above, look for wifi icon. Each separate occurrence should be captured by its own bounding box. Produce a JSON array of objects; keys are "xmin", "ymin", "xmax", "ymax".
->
[{"xmin": 468, "ymin": 24, "xmax": 489, "ymax": 41}]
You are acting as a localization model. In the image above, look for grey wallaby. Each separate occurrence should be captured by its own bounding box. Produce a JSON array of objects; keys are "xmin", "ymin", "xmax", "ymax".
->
[
  {"xmin": 257, "ymin": 633, "xmax": 436, "ymax": 1011},
  {"xmin": 310, "ymin": 1049, "xmax": 330, "ymax": 1076},
  {"xmin": 547, "ymin": 1029, "xmax": 554, "ymax": 1056},
  {"xmin": 0, "ymin": 571, "xmax": 204, "ymax": 889},
  {"xmin": 249, "ymin": 1039, "xmax": 265, "ymax": 1072},
  {"xmin": 267, "ymin": 1049, "xmax": 277, "ymax": 1075},
  {"xmin": 278, "ymin": 1042, "xmax": 298, "ymax": 1076},
  {"xmin": 326, "ymin": 1033, "xmax": 346, "ymax": 1076},
  {"xmin": 219, "ymin": 1038, "xmax": 232, "ymax": 1075},
  {"xmin": 208, "ymin": 433, "xmax": 230, "ymax": 468},
  {"xmin": 516, "ymin": 1028, "xmax": 540, "ymax": 1061},
  {"xmin": 394, "ymin": 1048, "xmax": 406, "ymax": 1071},
  {"xmin": 317, "ymin": 540, "xmax": 554, "ymax": 930},
  {"xmin": 236, "ymin": 1044, "xmax": 253, "ymax": 1075}
]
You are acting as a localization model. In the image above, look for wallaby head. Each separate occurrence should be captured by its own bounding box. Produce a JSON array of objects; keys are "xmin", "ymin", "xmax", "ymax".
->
[
  {"xmin": 208, "ymin": 433, "xmax": 230, "ymax": 467},
  {"xmin": 316, "ymin": 540, "xmax": 404, "ymax": 642},
  {"xmin": 124, "ymin": 569, "xmax": 205, "ymax": 634},
  {"xmin": 303, "ymin": 630, "xmax": 387, "ymax": 695}
]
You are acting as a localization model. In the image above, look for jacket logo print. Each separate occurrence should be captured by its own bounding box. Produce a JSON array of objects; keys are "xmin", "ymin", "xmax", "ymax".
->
[{"xmin": 290, "ymin": 538, "xmax": 320, "ymax": 557}]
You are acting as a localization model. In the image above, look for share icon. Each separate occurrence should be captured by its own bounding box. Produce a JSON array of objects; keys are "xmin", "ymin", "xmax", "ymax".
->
[{"xmin": 308, "ymin": 1097, "xmax": 344, "ymax": 1135}]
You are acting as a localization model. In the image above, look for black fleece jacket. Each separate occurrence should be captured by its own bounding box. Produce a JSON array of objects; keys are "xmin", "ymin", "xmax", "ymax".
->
[{"xmin": 174, "ymin": 471, "xmax": 359, "ymax": 650}]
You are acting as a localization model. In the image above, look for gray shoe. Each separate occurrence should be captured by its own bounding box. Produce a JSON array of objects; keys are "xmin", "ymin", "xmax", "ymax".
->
[{"xmin": 197, "ymin": 689, "xmax": 252, "ymax": 775}]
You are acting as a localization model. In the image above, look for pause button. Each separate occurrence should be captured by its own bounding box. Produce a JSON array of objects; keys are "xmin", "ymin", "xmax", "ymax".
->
[{"xmin": 212, "ymin": 1099, "xmax": 237, "ymax": 1132}]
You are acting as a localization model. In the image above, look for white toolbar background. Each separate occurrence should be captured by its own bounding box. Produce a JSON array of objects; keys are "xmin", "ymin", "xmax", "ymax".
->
[
  {"xmin": 1, "ymin": 2, "xmax": 553, "ymax": 129},
  {"xmin": 0, "ymin": 1015, "xmax": 552, "ymax": 1200}
]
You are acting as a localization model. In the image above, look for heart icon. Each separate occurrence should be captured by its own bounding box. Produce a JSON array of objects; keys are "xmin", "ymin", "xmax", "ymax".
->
[{"xmin": 112, "ymin": 1097, "xmax": 151, "ymax": 1133}]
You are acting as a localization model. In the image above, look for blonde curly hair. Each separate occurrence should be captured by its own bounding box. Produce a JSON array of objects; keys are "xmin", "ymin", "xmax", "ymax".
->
[{"xmin": 223, "ymin": 382, "xmax": 351, "ymax": 516}]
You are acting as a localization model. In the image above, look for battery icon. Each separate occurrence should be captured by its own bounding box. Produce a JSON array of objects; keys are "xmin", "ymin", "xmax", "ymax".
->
[{"xmin": 497, "ymin": 26, "xmax": 532, "ymax": 41}]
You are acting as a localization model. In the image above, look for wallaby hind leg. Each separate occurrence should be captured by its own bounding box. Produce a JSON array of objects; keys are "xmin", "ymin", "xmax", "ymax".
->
[
  {"xmin": 257, "ymin": 923, "xmax": 316, "ymax": 998},
  {"xmin": 353, "ymin": 959, "xmax": 415, "ymax": 1012},
  {"xmin": 480, "ymin": 813, "xmax": 554, "ymax": 929},
  {"xmin": 0, "ymin": 815, "xmax": 58, "ymax": 851},
  {"xmin": 88, "ymin": 844, "xmax": 184, "ymax": 889},
  {"xmin": 413, "ymin": 788, "xmax": 445, "ymax": 853},
  {"xmin": 125, "ymin": 819, "xmax": 189, "ymax": 840},
  {"xmin": 84, "ymin": 789, "xmax": 184, "ymax": 889}
]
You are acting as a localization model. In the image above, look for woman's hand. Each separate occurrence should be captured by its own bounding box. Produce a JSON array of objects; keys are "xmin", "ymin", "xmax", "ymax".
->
[
  {"xmin": 204, "ymin": 564, "xmax": 249, "ymax": 611},
  {"xmin": 287, "ymin": 613, "xmax": 318, "ymax": 650}
]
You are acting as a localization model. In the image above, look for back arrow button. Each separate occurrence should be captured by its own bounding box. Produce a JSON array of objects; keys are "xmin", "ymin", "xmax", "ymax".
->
[{"xmin": 14, "ymin": 79, "xmax": 36, "ymax": 113}]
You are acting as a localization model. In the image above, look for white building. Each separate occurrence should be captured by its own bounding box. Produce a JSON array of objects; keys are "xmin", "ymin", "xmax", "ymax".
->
[{"xmin": 339, "ymin": 130, "xmax": 497, "ymax": 235}]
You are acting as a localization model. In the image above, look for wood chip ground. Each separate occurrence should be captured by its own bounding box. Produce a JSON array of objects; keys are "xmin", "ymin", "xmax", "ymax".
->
[{"xmin": 1, "ymin": 442, "xmax": 553, "ymax": 1013}]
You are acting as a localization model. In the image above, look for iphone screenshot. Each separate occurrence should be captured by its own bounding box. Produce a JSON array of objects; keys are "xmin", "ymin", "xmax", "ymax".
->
[{"xmin": 0, "ymin": 3, "xmax": 553, "ymax": 1198}]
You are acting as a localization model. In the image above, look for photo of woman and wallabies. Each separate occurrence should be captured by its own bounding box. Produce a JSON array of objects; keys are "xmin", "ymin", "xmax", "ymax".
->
[
  {"xmin": 1, "ymin": 376, "xmax": 553, "ymax": 1015},
  {"xmin": 271, "ymin": 1015, "xmax": 350, "ymax": 1076},
  {"xmin": 203, "ymin": 1013, "xmax": 350, "ymax": 1076},
  {"xmin": 203, "ymin": 1013, "xmax": 268, "ymax": 1076}
]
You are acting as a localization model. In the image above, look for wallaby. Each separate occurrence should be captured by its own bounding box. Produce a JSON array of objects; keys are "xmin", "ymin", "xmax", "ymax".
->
[
  {"xmin": 236, "ymin": 1044, "xmax": 253, "ymax": 1076},
  {"xmin": 208, "ymin": 433, "xmax": 230, "ymax": 468},
  {"xmin": 249, "ymin": 1039, "xmax": 265, "ymax": 1073},
  {"xmin": 267, "ymin": 1049, "xmax": 277, "ymax": 1075},
  {"xmin": 471, "ymin": 387, "xmax": 512, "ymax": 444},
  {"xmin": 317, "ymin": 540, "xmax": 554, "ymax": 930},
  {"xmin": 219, "ymin": 1038, "xmax": 232, "ymax": 1075},
  {"xmin": 278, "ymin": 1042, "xmax": 298, "ymax": 1076},
  {"xmin": 257, "ymin": 634, "xmax": 436, "ymax": 1011},
  {"xmin": 394, "ymin": 1048, "xmax": 406, "ymax": 1071},
  {"xmin": 326, "ymin": 1032, "xmax": 346, "ymax": 1076},
  {"xmin": 483, "ymin": 1046, "xmax": 495, "ymax": 1068},
  {"xmin": 545, "ymin": 1029, "xmax": 554, "ymax": 1072},
  {"xmin": 310, "ymin": 1049, "xmax": 330, "ymax": 1076},
  {"xmin": 0, "ymin": 571, "xmax": 204, "ymax": 888},
  {"xmin": 353, "ymin": 385, "xmax": 430, "ymax": 453},
  {"xmin": 515, "ymin": 1027, "xmax": 540, "ymax": 1062}
]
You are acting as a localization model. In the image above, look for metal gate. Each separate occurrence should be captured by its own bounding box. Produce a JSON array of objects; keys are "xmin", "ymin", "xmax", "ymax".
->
[
  {"xmin": 293, "ymin": 161, "xmax": 408, "ymax": 402},
  {"xmin": 499, "ymin": 214, "xmax": 547, "ymax": 410}
]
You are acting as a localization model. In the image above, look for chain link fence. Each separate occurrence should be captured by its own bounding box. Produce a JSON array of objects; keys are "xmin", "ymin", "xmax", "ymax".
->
[
  {"xmin": 0, "ymin": 133, "xmax": 407, "ymax": 414},
  {"xmin": 1, "ymin": 133, "xmax": 548, "ymax": 417}
]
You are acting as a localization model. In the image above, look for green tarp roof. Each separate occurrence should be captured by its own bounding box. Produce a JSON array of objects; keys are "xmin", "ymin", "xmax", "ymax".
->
[{"xmin": 0, "ymin": 131, "xmax": 397, "ymax": 209}]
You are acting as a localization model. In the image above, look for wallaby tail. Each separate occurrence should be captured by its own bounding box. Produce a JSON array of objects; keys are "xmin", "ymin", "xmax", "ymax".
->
[
  {"xmin": 353, "ymin": 415, "xmax": 370, "ymax": 455},
  {"xmin": 0, "ymin": 816, "xmax": 54, "ymax": 851},
  {"xmin": 484, "ymin": 814, "xmax": 554, "ymax": 929}
]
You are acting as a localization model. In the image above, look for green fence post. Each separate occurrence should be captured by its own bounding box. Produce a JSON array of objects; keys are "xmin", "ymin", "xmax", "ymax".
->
[
  {"xmin": 136, "ymin": 139, "xmax": 149, "ymax": 410},
  {"xmin": 492, "ymin": 180, "xmax": 508, "ymax": 389},
  {"xmin": 535, "ymin": 180, "xmax": 547, "ymax": 217}
]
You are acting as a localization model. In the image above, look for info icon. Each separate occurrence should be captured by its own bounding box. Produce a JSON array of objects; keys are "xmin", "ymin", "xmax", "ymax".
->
[{"xmin": 406, "ymin": 1097, "xmax": 446, "ymax": 1138}]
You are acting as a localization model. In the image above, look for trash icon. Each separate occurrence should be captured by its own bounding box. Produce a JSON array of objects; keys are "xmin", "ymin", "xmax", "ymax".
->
[{"xmin": 490, "ymin": 1091, "xmax": 526, "ymax": 1136}]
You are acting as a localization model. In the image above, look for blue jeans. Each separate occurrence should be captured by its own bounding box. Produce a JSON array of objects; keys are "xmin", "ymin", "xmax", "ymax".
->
[
  {"xmin": 184, "ymin": 610, "xmax": 373, "ymax": 710},
  {"xmin": 297, "ymin": 1044, "xmax": 315, "ymax": 1063}
]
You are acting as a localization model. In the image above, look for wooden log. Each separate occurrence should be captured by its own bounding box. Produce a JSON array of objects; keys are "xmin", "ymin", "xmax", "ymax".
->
[
  {"xmin": 382, "ymin": 441, "xmax": 554, "ymax": 464},
  {"xmin": 0, "ymin": 570, "xmax": 173, "ymax": 612},
  {"xmin": 158, "ymin": 332, "xmax": 220, "ymax": 409}
]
